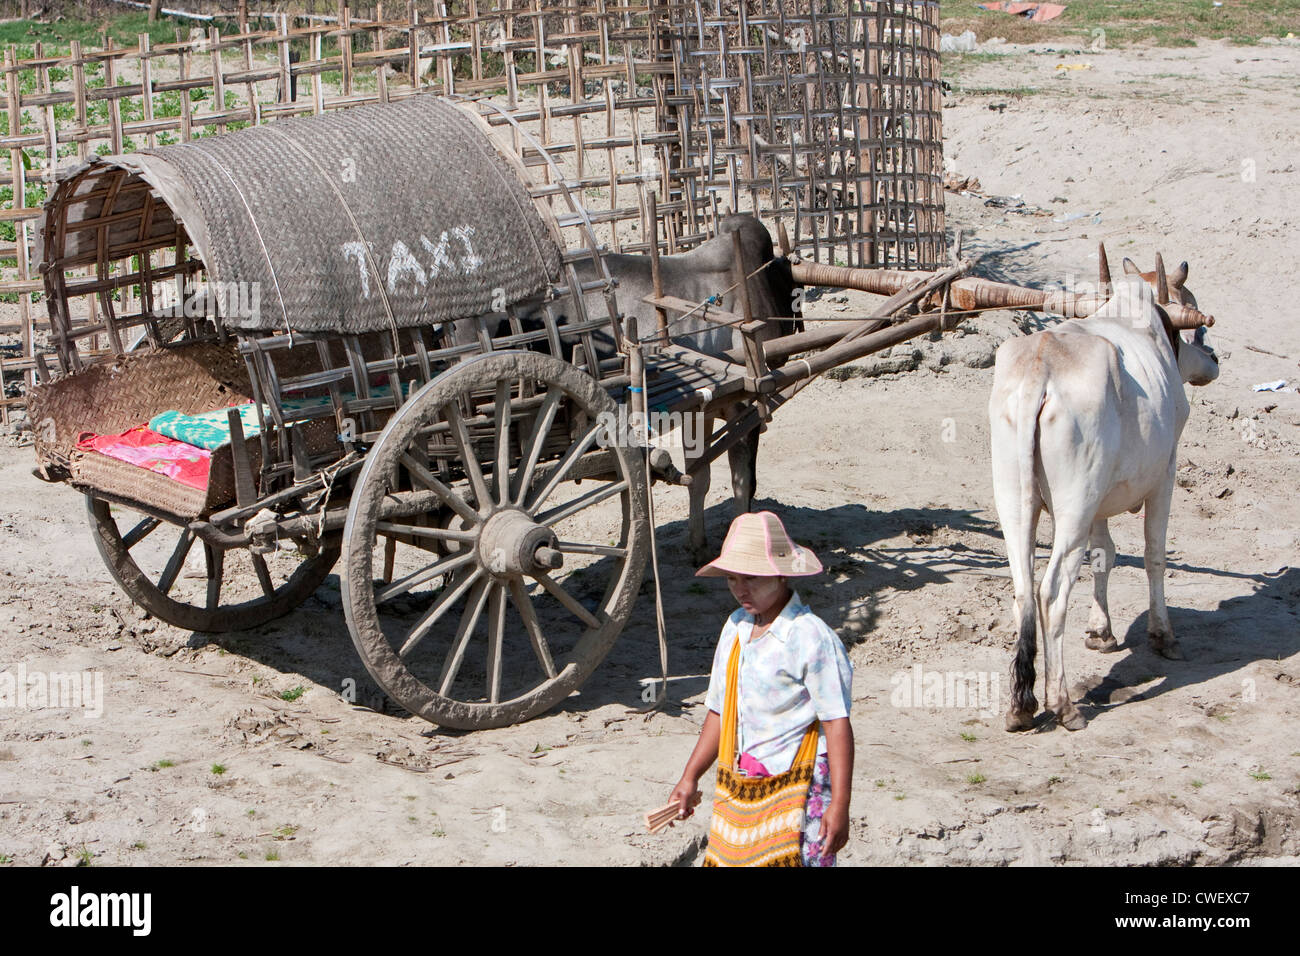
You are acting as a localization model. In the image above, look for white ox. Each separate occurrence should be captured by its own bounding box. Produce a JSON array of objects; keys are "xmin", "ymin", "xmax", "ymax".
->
[{"xmin": 988, "ymin": 277, "xmax": 1219, "ymax": 731}]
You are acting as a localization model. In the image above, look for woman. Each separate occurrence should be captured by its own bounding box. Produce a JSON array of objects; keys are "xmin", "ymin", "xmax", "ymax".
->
[{"xmin": 668, "ymin": 510, "xmax": 855, "ymax": 866}]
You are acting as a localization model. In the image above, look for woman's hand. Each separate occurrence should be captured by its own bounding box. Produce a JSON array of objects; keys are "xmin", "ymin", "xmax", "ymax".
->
[
  {"xmin": 669, "ymin": 709, "xmax": 721, "ymax": 820},
  {"xmin": 818, "ymin": 802, "xmax": 850, "ymax": 857},
  {"xmin": 669, "ymin": 777, "xmax": 701, "ymax": 819},
  {"xmin": 819, "ymin": 717, "xmax": 854, "ymax": 860}
]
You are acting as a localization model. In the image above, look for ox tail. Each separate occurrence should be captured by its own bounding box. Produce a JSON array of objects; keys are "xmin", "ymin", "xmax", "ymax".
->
[{"xmin": 1011, "ymin": 380, "xmax": 1047, "ymax": 718}]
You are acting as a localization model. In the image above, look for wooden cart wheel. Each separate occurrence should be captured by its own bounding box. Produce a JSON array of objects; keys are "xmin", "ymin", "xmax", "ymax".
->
[
  {"xmin": 342, "ymin": 350, "xmax": 650, "ymax": 729},
  {"xmin": 87, "ymin": 495, "xmax": 340, "ymax": 633}
]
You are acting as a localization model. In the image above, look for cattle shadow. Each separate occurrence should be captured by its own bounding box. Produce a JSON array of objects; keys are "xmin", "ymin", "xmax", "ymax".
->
[
  {"xmin": 177, "ymin": 500, "xmax": 1011, "ymax": 724},
  {"xmin": 176, "ymin": 504, "xmax": 1295, "ymax": 732},
  {"xmin": 1070, "ymin": 564, "xmax": 1300, "ymax": 723},
  {"xmin": 582, "ymin": 499, "xmax": 1009, "ymax": 717}
]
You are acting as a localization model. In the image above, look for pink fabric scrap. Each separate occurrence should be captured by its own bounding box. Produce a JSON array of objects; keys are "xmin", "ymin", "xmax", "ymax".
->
[{"xmin": 77, "ymin": 425, "xmax": 212, "ymax": 491}]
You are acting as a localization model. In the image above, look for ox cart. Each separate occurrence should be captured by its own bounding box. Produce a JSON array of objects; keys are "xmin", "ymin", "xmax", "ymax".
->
[{"xmin": 26, "ymin": 93, "xmax": 1213, "ymax": 730}]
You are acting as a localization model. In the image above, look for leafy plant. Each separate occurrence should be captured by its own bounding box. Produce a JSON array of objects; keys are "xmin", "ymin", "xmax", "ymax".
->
[
  {"xmin": 966, "ymin": 772, "xmax": 986, "ymax": 785},
  {"xmin": 279, "ymin": 685, "xmax": 305, "ymax": 702},
  {"xmin": 211, "ymin": 763, "xmax": 227, "ymax": 775}
]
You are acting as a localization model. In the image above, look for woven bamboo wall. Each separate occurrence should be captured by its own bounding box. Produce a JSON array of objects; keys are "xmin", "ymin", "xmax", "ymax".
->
[{"xmin": 1, "ymin": 0, "xmax": 945, "ymax": 409}]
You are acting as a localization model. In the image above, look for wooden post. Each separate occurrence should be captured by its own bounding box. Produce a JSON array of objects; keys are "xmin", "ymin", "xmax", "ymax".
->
[
  {"xmin": 647, "ymin": 192, "xmax": 669, "ymax": 346},
  {"xmin": 730, "ymin": 229, "xmax": 770, "ymax": 392}
]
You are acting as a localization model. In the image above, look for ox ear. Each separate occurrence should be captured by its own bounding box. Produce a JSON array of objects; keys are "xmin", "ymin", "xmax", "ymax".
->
[
  {"xmin": 1171, "ymin": 261, "xmax": 1189, "ymax": 288},
  {"xmin": 1122, "ymin": 257, "xmax": 1141, "ymax": 276}
]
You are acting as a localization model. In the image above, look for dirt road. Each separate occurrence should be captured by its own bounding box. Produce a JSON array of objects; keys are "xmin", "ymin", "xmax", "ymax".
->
[{"xmin": 2, "ymin": 38, "xmax": 1297, "ymax": 866}]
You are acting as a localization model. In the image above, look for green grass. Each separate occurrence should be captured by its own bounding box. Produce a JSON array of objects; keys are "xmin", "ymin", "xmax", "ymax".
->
[
  {"xmin": 274, "ymin": 824, "xmax": 298, "ymax": 839},
  {"xmin": 211, "ymin": 763, "xmax": 227, "ymax": 775},
  {"xmin": 1047, "ymin": 775, "xmax": 1063, "ymax": 785},
  {"xmin": 150, "ymin": 759, "xmax": 174, "ymax": 771},
  {"xmin": 966, "ymin": 772, "xmax": 986, "ymax": 785},
  {"xmin": 1191, "ymin": 780, "xmax": 1204, "ymax": 789},
  {"xmin": 279, "ymin": 685, "xmax": 305, "ymax": 702},
  {"xmin": 959, "ymin": 731, "xmax": 977, "ymax": 742},
  {"xmin": 75, "ymin": 845, "xmax": 93, "ymax": 867},
  {"xmin": 265, "ymin": 848, "xmax": 280, "ymax": 861},
  {"xmin": 1248, "ymin": 769, "xmax": 1271, "ymax": 781},
  {"xmin": 0, "ymin": 12, "xmax": 198, "ymax": 51},
  {"xmin": 939, "ymin": 0, "xmax": 1299, "ymax": 48},
  {"xmin": 0, "ymin": 854, "xmax": 11, "ymax": 864},
  {"xmin": 129, "ymin": 840, "xmax": 146, "ymax": 851}
]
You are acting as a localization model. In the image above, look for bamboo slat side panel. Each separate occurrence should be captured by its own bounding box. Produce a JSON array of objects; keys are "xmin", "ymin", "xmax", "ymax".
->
[{"xmin": 2, "ymin": 0, "xmax": 946, "ymax": 394}]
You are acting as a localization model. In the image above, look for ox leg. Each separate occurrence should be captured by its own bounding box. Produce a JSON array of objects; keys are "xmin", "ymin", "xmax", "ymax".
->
[
  {"xmin": 1143, "ymin": 468, "xmax": 1183, "ymax": 661},
  {"xmin": 727, "ymin": 407, "xmax": 758, "ymax": 516},
  {"xmin": 1084, "ymin": 518, "xmax": 1118, "ymax": 652},
  {"xmin": 686, "ymin": 413, "xmax": 715, "ymax": 565},
  {"xmin": 1039, "ymin": 517, "xmax": 1090, "ymax": 731}
]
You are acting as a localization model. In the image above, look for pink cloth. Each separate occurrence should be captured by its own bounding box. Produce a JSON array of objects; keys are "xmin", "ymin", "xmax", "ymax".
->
[
  {"xmin": 738, "ymin": 752, "xmax": 771, "ymax": 777},
  {"xmin": 77, "ymin": 425, "xmax": 212, "ymax": 491}
]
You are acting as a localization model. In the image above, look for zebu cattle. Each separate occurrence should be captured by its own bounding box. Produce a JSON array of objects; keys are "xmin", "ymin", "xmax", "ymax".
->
[
  {"xmin": 568, "ymin": 215, "xmax": 799, "ymax": 561},
  {"xmin": 989, "ymin": 276, "xmax": 1220, "ymax": 732},
  {"xmin": 450, "ymin": 215, "xmax": 796, "ymax": 560}
]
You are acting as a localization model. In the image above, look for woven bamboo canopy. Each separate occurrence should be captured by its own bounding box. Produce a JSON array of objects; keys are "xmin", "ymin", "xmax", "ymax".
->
[{"xmin": 35, "ymin": 94, "xmax": 563, "ymax": 363}]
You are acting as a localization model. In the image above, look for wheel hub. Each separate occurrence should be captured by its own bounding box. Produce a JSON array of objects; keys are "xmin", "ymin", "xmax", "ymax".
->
[{"xmin": 477, "ymin": 509, "xmax": 560, "ymax": 578}]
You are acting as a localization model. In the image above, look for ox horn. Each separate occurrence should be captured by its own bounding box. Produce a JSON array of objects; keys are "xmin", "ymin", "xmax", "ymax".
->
[
  {"xmin": 1154, "ymin": 252, "xmax": 1170, "ymax": 304},
  {"xmin": 1097, "ymin": 241, "xmax": 1111, "ymax": 293},
  {"xmin": 777, "ymin": 220, "xmax": 792, "ymax": 257}
]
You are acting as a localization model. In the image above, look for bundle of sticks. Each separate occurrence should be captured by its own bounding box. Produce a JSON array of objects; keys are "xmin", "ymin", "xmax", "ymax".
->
[{"xmin": 644, "ymin": 792, "xmax": 702, "ymax": 834}]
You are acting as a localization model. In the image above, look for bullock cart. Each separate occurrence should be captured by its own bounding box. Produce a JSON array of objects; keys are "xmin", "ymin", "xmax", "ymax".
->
[{"xmin": 24, "ymin": 93, "xmax": 1213, "ymax": 730}]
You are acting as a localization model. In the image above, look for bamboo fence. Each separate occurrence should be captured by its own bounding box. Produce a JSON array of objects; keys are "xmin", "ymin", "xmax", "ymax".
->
[{"xmin": 0, "ymin": 0, "xmax": 946, "ymax": 413}]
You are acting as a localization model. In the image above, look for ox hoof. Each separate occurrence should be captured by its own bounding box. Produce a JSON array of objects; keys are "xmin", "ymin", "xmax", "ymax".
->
[
  {"xmin": 1055, "ymin": 707, "xmax": 1087, "ymax": 732},
  {"xmin": 1085, "ymin": 631, "xmax": 1118, "ymax": 652},
  {"xmin": 1004, "ymin": 709, "xmax": 1036, "ymax": 732},
  {"xmin": 1150, "ymin": 636, "xmax": 1185, "ymax": 661}
]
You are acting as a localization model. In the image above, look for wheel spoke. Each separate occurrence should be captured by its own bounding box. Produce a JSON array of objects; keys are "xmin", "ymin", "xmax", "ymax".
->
[
  {"xmin": 486, "ymin": 583, "xmax": 506, "ymax": 704},
  {"xmin": 493, "ymin": 379, "xmax": 512, "ymax": 506},
  {"xmin": 251, "ymin": 553, "xmax": 275, "ymax": 599},
  {"xmin": 376, "ymin": 549, "xmax": 478, "ymax": 605},
  {"xmin": 157, "ymin": 528, "xmax": 195, "ymax": 596},
  {"xmin": 509, "ymin": 577, "xmax": 556, "ymax": 679},
  {"xmin": 123, "ymin": 516, "xmax": 161, "ymax": 549},
  {"xmin": 381, "ymin": 534, "xmax": 397, "ymax": 584},
  {"xmin": 513, "ymin": 388, "xmax": 562, "ymax": 506},
  {"xmin": 445, "ymin": 401, "xmax": 492, "ymax": 513},
  {"xmin": 399, "ymin": 567, "xmax": 485, "ymax": 659},
  {"xmin": 374, "ymin": 522, "xmax": 477, "ymax": 544},
  {"xmin": 535, "ymin": 479, "xmax": 628, "ymax": 527},
  {"xmin": 555, "ymin": 540, "xmax": 627, "ymax": 558},
  {"xmin": 400, "ymin": 452, "xmax": 479, "ymax": 525},
  {"xmin": 204, "ymin": 545, "xmax": 224, "ymax": 611},
  {"xmin": 524, "ymin": 422, "xmax": 602, "ymax": 513},
  {"xmin": 436, "ymin": 576, "xmax": 491, "ymax": 693},
  {"xmin": 534, "ymin": 571, "xmax": 602, "ymax": 630}
]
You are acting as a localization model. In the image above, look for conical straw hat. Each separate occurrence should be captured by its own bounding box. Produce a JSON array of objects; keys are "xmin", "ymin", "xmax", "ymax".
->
[{"xmin": 695, "ymin": 511, "xmax": 823, "ymax": 578}]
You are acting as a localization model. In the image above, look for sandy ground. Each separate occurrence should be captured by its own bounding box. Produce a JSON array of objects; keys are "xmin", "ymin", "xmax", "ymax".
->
[{"xmin": 2, "ymin": 38, "xmax": 1299, "ymax": 866}]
